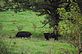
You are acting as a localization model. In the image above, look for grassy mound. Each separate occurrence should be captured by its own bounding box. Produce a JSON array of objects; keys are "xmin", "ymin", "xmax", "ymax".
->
[
  {"xmin": 0, "ymin": 38, "xmax": 78, "ymax": 54},
  {"xmin": 0, "ymin": 10, "xmax": 52, "ymax": 38}
]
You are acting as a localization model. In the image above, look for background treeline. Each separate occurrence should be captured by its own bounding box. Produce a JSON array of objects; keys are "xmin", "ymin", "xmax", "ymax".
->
[{"xmin": 0, "ymin": 0, "xmax": 44, "ymax": 12}]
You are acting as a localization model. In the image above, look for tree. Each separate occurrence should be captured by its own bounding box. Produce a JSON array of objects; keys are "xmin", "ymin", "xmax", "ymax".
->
[
  {"xmin": 58, "ymin": 1, "xmax": 82, "ymax": 53},
  {"xmin": 34, "ymin": 0, "xmax": 82, "ymax": 50},
  {"xmin": 34, "ymin": 0, "xmax": 76, "ymax": 36},
  {"xmin": 77, "ymin": 0, "xmax": 82, "ymax": 14}
]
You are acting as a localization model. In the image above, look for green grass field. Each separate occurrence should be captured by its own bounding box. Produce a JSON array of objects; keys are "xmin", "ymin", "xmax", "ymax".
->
[
  {"xmin": 0, "ymin": 10, "xmax": 78, "ymax": 54},
  {"xmin": 0, "ymin": 38, "xmax": 78, "ymax": 54},
  {"xmin": 0, "ymin": 10, "xmax": 53, "ymax": 38}
]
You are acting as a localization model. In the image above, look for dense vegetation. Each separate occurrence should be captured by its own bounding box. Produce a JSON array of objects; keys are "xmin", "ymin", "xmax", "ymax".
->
[{"xmin": 0, "ymin": 0, "xmax": 82, "ymax": 54}]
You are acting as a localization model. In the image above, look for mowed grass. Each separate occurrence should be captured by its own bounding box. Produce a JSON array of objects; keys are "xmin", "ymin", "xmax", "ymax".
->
[
  {"xmin": 0, "ymin": 10, "xmax": 52, "ymax": 38},
  {"xmin": 0, "ymin": 38, "xmax": 78, "ymax": 54}
]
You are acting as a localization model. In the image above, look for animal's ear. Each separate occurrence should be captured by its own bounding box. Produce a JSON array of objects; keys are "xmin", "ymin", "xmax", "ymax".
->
[{"xmin": 30, "ymin": 33, "xmax": 32, "ymax": 35}]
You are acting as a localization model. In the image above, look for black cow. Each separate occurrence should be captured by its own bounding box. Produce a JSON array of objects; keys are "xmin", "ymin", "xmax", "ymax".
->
[
  {"xmin": 44, "ymin": 33, "xmax": 61, "ymax": 40},
  {"xmin": 79, "ymin": 48, "xmax": 82, "ymax": 54},
  {"xmin": 79, "ymin": 43, "xmax": 82, "ymax": 54},
  {"xmin": 16, "ymin": 31, "xmax": 32, "ymax": 38}
]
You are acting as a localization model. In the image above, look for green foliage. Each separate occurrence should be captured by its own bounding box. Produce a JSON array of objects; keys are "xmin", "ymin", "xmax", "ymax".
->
[
  {"xmin": 57, "ymin": 1, "xmax": 82, "ymax": 46},
  {"xmin": 0, "ymin": 38, "xmax": 78, "ymax": 54},
  {"xmin": 59, "ymin": 20, "xmax": 74, "ymax": 35}
]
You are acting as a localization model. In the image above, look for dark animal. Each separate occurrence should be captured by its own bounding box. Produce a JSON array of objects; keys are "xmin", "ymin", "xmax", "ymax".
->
[
  {"xmin": 44, "ymin": 33, "xmax": 61, "ymax": 40},
  {"xmin": 79, "ymin": 43, "xmax": 82, "ymax": 54},
  {"xmin": 16, "ymin": 31, "xmax": 32, "ymax": 38},
  {"xmin": 79, "ymin": 48, "xmax": 82, "ymax": 54}
]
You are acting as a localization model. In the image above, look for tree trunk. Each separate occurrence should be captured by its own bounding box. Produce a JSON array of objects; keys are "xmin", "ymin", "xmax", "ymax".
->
[{"xmin": 77, "ymin": 0, "xmax": 82, "ymax": 13}]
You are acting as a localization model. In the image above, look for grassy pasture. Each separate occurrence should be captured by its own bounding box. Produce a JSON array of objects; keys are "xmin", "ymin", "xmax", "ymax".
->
[
  {"xmin": 0, "ymin": 10, "xmax": 53, "ymax": 38},
  {"xmin": 0, "ymin": 38, "xmax": 78, "ymax": 54},
  {"xmin": 0, "ymin": 10, "xmax": 78, "ymax": 54}
]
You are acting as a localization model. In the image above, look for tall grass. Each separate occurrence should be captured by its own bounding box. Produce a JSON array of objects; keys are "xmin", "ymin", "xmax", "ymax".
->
[{"xmin": 0, "ymin": 38, "xmax": 78, "ymax": 54}]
